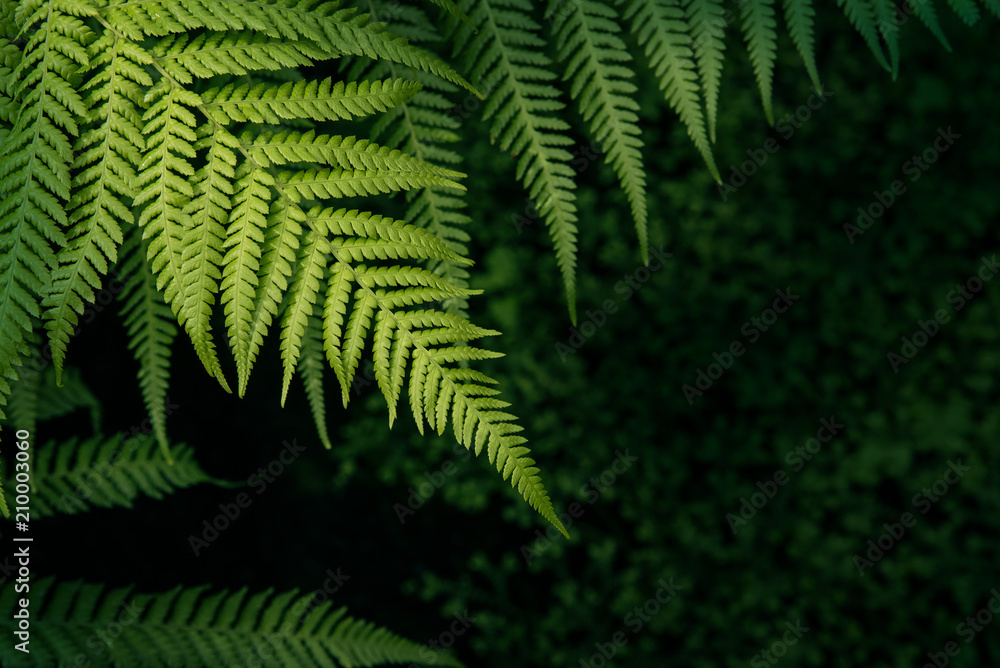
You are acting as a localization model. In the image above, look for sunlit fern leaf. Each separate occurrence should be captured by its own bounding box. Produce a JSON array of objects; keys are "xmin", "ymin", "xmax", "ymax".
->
[
  {"xmin": 686, "ymin": 0, "xmax": 727, "ymax": 143},
  {"xmin": 837, "ymin": 0, "xmax": 891, "ymax": 73},
  {"xmin": 0, "ymin": 578, "xmax": 464, "ymax": 668},
  {"xmin": 117, "ymin": 227, "xmax": 178, "ymax": 463},
  {"xmin": 781, "ymin": 0, "xmax": 822, "ymax": 93},
  {"xmin": 549, "ymin": 0, "xmax": 649, "ymax": 264},
  {"xmin": 946, "ymin": 0, "xmax": 981, "ymax": 23},
  {"xmin": 343, "ymin": 3, "xmax": 473, "ymax": 318},
  {"xmin": 300, "ymin": 312, "xmax": 333, "ymax": 449},
  {"xmin": 739, "ymin": 0, "xmax": 779, "ymax": 126},
  {"xmin": 154, "ymin": 31, "xmax": 328, "ymax": 85},
  {"xmin": 42, "ymin": 28, "xmax": 151, "ymax": 384},
  {"xmin": 0, "ymin": 4, "xmax": 90, "ymax": 420},
  {"xmin": 6, "ymin": 435, "xmax": 223, "ymax": 518},
  {"xmin": 223, "ymin": 163, "xmax": 276, "ymax": 397},
  {"xmin": 178, "ymin": 124, "xmax": 236, "ymax": 392},
  {"xmin": 453, "ymin": 0, "xmax": 581, "ymax": 324},
  {"xmin": 281, "ymin": 228, "xmax": 329, "ymax": 406},
  {"xmin": 619, "ymin": 0, "xmax": 721, "ymax": 182},
  {"xmin": 871, "ymin": 0, "xmax": 900, "ymax": 79}
]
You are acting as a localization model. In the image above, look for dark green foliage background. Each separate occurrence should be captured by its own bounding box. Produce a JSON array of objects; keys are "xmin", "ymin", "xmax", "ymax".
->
[{"xmin": 27, "ymin": 8, "xmax": 1000, "ymax": 668}]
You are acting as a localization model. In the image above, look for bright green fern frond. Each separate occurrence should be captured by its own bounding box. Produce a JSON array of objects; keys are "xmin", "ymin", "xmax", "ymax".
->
[
  {"xmin": 43, "ymin": 28, "xmax": 152, "ymax": 383},
  {"xmin": 620, "ymin": 0, "xmax": 721, "ymax": 182},
  {"xmin": 686, "ymin": 0, "xmax": 727, "ymax": 143},
  {"xmin": 117, "ymin": 226, "xmax": 178, "ymax": 462},
  {"xmin": 838, "ymin": 0, "xmax": 892, "ymax": 73},
  {"xmin": 178, "ymin": 124, "xmax": 236, "ymax": 392},
  {"xmin": 7, "ymin": 435, "xmax": 221, "ymax": 518},
  {"xmin": 346, "ymin": 6, "xmax": 474, "ymax": 318},
  {"xmin": 453, "ymin": 0, "xmax": 581, "ymax": 323},
  {"xmin": 202, "ymin": 77, "xmax": 423, "ymax": 125},
  {"xmin": 280, "ymin": 228, "xmax": 329, "ymax": 406},
  {"xmin": 222, "ymin": 163, "xmax": 277, "ymax": 397},
  {"xmin": 0, "ymin": 578, "xmax": 463, "ymax": 668},
  {"xmin": 549, "ymin": 0, "xmax": 649, "ymax": 263},
  {"xmin": 279, "ymin": 163, "xmax": 463, "ymax": 199},
  {"xmin": 154, "ymin": 31, "xmax": 328, "ymax": 85},
  {"xmin": 300, "ymin": 312, "xmax": 332, "ymax": 449},
  {"xmin": 135, "ymin": 78, "xmax": 200, "ymax": 317},
  {"xmin": 0, "ymin": 2, "xmax": 91, "ymax": 418},
  {"xmin": 781, "ymin": 0, "xmax": 822, "ymax": 92},
  {"xmin": 739, "ymin": 0, "xmax": 779, "ymax": 126}
]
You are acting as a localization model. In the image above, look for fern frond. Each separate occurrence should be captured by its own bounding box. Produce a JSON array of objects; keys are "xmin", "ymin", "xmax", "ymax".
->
[
  {"xmin": 222, "ymin": 163, "xmax": 277, "ymax": 396},
  {"xmin": 0, "ymin": 3, "xmax": 92, "ymax": 418},
  {"xmin": 35, "ymin": 364, "xmax": 101, "ymax": 432},
  {"xmin": 117, "ymin": 227, "xmax": 178, "ymax": 462},
  {"xmin": 0, "ymin": 578, "xmax": 463, "ymax": 668},
  {"xmin": 453, "ymin": 0, "xmax": 581, "ymax": 323},
  {"xmin": 201, "ymin": 77, "xmax": 423, "ymax": 125},
  {"xmin": 837, "ymin": 0, "xmax": 892, "ymax": 73},
  {"xmin": 344, "ymin": 6, "xmax": 474, "ymax": 318},
  {"xmin": 979, "ymin": 0, "xmax": 1000, "ymax": 18},
  {"xmin": 178, "ymin": 124, "xmax": 236, "ymax": 392},
  {"xmin": 910, "ymin": 0, "xmax": 952, "ymax": 49},
  {"xmin": 620, "ymin": 0, "xmax": 721, "ymax": 182},
  {"xmin": 421, "ymin": 0, "xmax": 476, "ymax": 27},
  {"xmin": 871, "ymin": 0, "xmax": 900, "ymax": 79},
  {"xmin": 686, "ymin": 0, "xmax": 727, "ymax": 143},
  {"xmin": 43, "ymin": 28, "xmax": 151, "ymax": 383},
  {"xmin": 781, "ymin": 0, "xmax": 822, "ymax": 92},
  {"xmin": 549, "ymin": 0, "xmax": 649, "ymax": 263},
  {"xmin": 280, "ymin": 228, "xmax": 328, "ymax": 406},
  {"xmin": 302, "ymin": 203, "xmax": 566, "ymax": 535},
  {"xmin": 300, "ymin": 312, "xmax": 333, "ymax": 449},
  {"xmin": 7, "ymin": 435, "xmax": 219, "ymax": 518},
  {"xmin": 154, "ymin": 31, "xmax": 328, "ymax": 85},
  {"xmin": 739, "ymin": 0, "xmax": 779, "ymax": 126},
  {"xmin": 946, "ymin": 0, "xmax": 982, "ymax": 24}
]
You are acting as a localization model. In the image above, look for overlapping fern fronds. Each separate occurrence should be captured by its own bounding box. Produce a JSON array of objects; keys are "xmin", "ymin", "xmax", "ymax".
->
[
  {"xmin": 0, "ymin": 578, "xmax": 463, "ymax": 667},
  {"xmin": 0, "ymin": 0, "xmax": 567, "ymax": 536},
  {"xmin": 3, "ymin": 433, "xmax": 226, "ymax": 517}
]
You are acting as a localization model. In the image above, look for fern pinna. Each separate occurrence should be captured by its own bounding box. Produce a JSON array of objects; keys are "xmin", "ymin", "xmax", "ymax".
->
[
  {"xmin": 0, "ymin": 0, "xmax": 567, "ymax": 536},
  {"xmin": 0, "ymin": 577, "xmax": 463, "ymax": 667}
]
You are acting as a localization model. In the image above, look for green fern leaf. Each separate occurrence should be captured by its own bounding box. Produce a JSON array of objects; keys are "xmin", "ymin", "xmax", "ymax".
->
[
  {"xmin": 222, "ymin": 163, "xmax": 276, "ymax": 397},
  {"xmin": 178, "ymin": 125, "xmax": 237, "ymax": 392},
  {"xmin": 155, "ymin": 31, "xmax": 328, "ymax": 84},
  {"xmin": 280, "ymin": 228, "xmax": 329, "ymax": 405},
  {"xmin": 454, "ymin": 0, "xmax": 581, "ymax": 323},
  {"xmin": 117, "ymin": 227, "xmax": 178, "ymax": 462},
  {"xmin": 201, "ymin": 77, "xmax": 423, "ymax": 125},
  {"xmin": 686, "ymin": 0, "xmax": 727, "ymax": 143},
  {"xmin": 781, "ymin": 0, "xmax": 823, "ymax": 92},
  {"xmin": 6, "ymin": 435, "xmax": 222, "ymax": 518},
  {"xmin": 871, "ymin": 0, "xmax": 900, "ymax": 79},
  {"xmin": 838, "ymin": 0, "xmax": 892, "ymax": 73},
  {"xmin": 0, "ymin": 578, "xmax": 463, "ymax": 667},
  {"xmin": 0, "ymin": 3, "xmax": 91, "ymax": 418},
  {"xmin": 620, "ymin": 0, "xmax": 721, "ymax": 182},
  {"xmin": 35, "ymin": 364, "xmax": 102, "ymax": 432},
  {"xmin": 946, "ymin": 0, "xmax": 982, "ymax": 23},
  {"xmin": 300, "ymin": 311, "xmax": 333, "ymax": 449},
  {"xmin": 979, "ymin": 0, "xmax": 1000, "ymax": 18},
  {"xmin": 739, "ymin": 0, "xmax": 779, "ymax": 126},
  {"xmin": 549, "ymin": 0, "xmax": 650, "ymax": 263},
  {"xmin": 43, "ymin": 29, "xmax": 152, "ymax": 383},
  {"xmin": 910, "ymin": 0, "xmax": 952, "ymax": 49}
]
